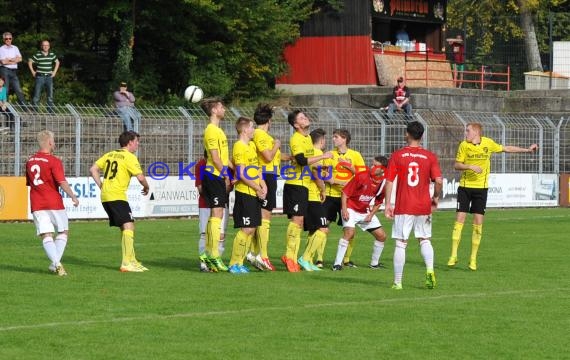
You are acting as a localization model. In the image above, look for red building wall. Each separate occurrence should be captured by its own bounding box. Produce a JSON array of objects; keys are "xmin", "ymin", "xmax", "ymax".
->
[{"xmin": 278, "ymin": 36, "xmax": 377, "ymax": 85}]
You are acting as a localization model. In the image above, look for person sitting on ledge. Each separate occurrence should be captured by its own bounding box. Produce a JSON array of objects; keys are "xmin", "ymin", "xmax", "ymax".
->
[{"xmin": 386, "ymin": 76, "xmax": 412, "ymax": 121}]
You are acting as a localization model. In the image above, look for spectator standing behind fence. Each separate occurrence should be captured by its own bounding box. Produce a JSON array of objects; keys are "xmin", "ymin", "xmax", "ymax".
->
[
  {"xmin": 0, "ymin": 32, "xmax": 27, "ymax": 105},
  {"xmin": 0, "ymin": 76, "xmax": 15, "ymax": 132},
  {"xmin": 387, "ymin": 76, "xmax": 412, "ymax": 120},
  {"xmin": 28, "ymin": 40, "xmax": 59, "ymax": 113},
  {"xmin": 447, "ymin": 34, "xmax": 465, "ymax": 88},
  {"xmin": 114, "ymin": 82, "xmax": 141, "ymax": 131}
]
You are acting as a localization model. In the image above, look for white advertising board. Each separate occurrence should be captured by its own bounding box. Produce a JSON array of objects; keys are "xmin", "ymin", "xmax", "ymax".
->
[
  {"xmin": 435, "ymin": 173, "xmax": 558, "ymax": 209},
  {"xmin": 31, "ymin": 174, "xmax": 557, "ymax": 220},
  {"xmin": 30, "ymin": 177, "xmax": 149, "ymax": 220}
]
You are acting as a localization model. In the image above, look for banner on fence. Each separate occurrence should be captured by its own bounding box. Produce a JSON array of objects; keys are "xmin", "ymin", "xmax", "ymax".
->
[
  {"xmin": 10, "ymin": 173, "xmax": 558, "ymax": 220},
  {"xmin": 146, "ymin": 177, "xmax": 198, "ymax": 216},
  {"xmin": 55, "ymin": 177, "xmax": 148, "ymax": 220},
  {"xmin": 0, "ymin": 177, "xmax": 28, "ymax": 220},
  {"xmin": 436, "ymin": 173, "xmax": 558, "ymax": 209}
]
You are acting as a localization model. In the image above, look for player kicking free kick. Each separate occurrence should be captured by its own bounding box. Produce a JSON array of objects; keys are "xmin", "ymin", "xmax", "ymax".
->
[{"xmin": 331, "ymin": 156, "xmax": 388, "ymax": 271}]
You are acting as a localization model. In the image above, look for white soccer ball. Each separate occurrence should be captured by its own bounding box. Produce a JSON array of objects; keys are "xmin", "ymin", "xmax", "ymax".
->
[{"xmin": 184, "ymin": 85, "xmax": 204, "ymax": 103}]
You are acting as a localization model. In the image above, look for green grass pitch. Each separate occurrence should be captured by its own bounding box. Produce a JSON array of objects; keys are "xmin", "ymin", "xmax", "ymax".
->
[{"xmin": 1, "ymin": 208, "xmax": 568, "ymax": 359}]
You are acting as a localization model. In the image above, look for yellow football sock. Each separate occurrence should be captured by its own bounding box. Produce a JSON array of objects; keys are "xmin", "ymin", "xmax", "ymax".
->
[
  {"xmin": 343, "ymin": 236, "xmax": 357, "ymax": 264},
  {"xmin": 121, "ymin": 229, "xmax": 135, "ymax": 264},
  {"xmin": 304, "ymin": 229, "xmax": 326, "ymax": 262},
  {"xmin": 249, "ymin": 230, "xmax": 259, "ymax": 255},
  {"xmin": 207, "ymin": 217, "xmax": 222, "ymax": 257},
  {"xmin": 451, "ymin": 221, "xmax": 464, "ymax": 258},
  {"xmin": 285, "ymin": 222, "xmax": 301, "ymax": 259},
  {"xmin": 302, "ymin": 232, "xmax": 317, "ymax": 261},
  {"xmin": 470, "ymin": 224, "xmax": 482, "ymax": 261},
  {"xmin": 257, "ymin": 219, "xmax": 271, "ymax": 258},
  {"xmin": 229, "ymin": 230, "xmax": 249, "ymax": 266},
  {"xmin": 316, "ymin": 231, "xmax": 327, "ymax": 262}
]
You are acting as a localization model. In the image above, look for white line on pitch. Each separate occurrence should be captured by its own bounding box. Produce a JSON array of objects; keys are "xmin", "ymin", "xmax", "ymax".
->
[{"xmin": 0, "ymin": 288, "xmax": 568, "ymax": 333}]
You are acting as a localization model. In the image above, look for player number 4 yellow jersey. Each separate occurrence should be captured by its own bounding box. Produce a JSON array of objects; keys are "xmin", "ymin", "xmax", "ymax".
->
[{"xmin": 286, "ymin": 131, "xmax": 314, "ymax": 188}]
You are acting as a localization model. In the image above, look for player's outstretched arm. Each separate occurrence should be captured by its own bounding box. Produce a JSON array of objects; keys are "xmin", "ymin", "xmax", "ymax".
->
[{"xmin": 502, "ymin": 144, "xmax": 538, "ymax": 153}]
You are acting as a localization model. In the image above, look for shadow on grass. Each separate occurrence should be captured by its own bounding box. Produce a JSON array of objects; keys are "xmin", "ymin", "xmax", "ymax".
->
[
  {"xmin": 0, "ymin": 263, "xmax": 48, "ymax": 275},
  {"xmin": 63, "ymin": 255, "xmax": 117, "ymax": 271},
  {"xmin": 141, "ymin": 257, "xmax": 194, "ymax": 271},
  {"xmin": 310, "ymin": 273, "xmax": 381, "ymax": 286}
]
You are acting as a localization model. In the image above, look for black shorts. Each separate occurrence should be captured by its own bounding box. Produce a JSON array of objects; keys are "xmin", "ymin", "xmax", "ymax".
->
[
  {"xmin": 102, "ymin": 200, "xmax": 134, "ymax": 227},
  {"xmin": 304, "ymin": 201, "xmax": 329, "ymax": 232},
  {"xmin": 261, "ymin": 173, "xmax": 277, "ymax": 211},
  {"xmin": 233, "ymin": 191, "xmax": 261, "ymax": 228},
  {"xmin": 283, "ymin": 184, "xmax": 308, "ymax": 218},
  {"xmin": 456, "ymin": 186, "xmax": 488, "ymax": 215},
  {"xmin": 323, "ymin": 196, "xmax": 342, "ymax": 225},
  {"xmin": 202, "ymin": 173, "xmax": 228, "ymax": 208}
]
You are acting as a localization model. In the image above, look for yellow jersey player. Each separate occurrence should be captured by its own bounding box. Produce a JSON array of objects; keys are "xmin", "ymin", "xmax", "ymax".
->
[
  {"xmin": 320, "ymin": 129, "xmax": 365, "ymax": 268},
  {"xmin": 200, "ymin": 97, "xmax": 231, "ymax": 272},
  {"xmin": 89, "ymin": 131, "xmax": 150, "ymax": 272},
  {"xmin": 449, "ymin": 122, "xmax": 538, "ymax": 270},
  {"xmin": 297, "ymin": 128, "xmax": 328, "ymax": 271},
  {"xmin": 282, "ymin": 110, "xmax": 332, "ymax": 272},
  {"xmin": 246, "ymin": 103, "xmax": 283, "ymax": 271},
  {"xmin": 228, "ymin": 117, "xmax": 267, "ymax": 273}
]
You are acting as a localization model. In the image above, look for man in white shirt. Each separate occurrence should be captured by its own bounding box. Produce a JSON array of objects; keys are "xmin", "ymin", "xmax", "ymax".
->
[{"xmin": 0, "ymin": 32, "xmax": 27, "ymax": 105}]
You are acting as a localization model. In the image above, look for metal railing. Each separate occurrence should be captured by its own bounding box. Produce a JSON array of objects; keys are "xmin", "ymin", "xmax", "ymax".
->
[{"xmin": 1, "ymin": 104, "xmax": 567, "ymax": 178}]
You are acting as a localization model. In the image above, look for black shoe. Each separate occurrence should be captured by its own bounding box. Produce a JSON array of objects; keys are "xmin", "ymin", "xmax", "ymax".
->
[
  {"xmin": 315, "ymin": 260, "xmax": 323, "ymax": 269},
  {"xmin": 368, "ymin": 263, "xmax": 385, "ymax": 270},
  {"xmin": 331, "ymin": 264, "xmax": 343, "ymax": 271},
  {"xmin": 343, "ymin": 261, "xmax": 357, "ymax": 268}
]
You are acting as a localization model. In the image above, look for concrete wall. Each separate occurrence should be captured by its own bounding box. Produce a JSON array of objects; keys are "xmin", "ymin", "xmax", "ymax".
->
[{"xmin": 289, "ymin": 86, "xmax": 570, "ymax": 113}]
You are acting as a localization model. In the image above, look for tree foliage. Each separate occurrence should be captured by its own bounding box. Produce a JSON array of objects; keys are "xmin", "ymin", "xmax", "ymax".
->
[
  {"xmin": 447, "ymin": 0, "xmax": 570, "ymax": 64},
  {"xmin": 2, "ymin": 0, "xmax": 339, "ymax": 104}
]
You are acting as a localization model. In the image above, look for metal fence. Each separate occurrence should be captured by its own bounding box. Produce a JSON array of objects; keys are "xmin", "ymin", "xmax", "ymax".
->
[{"xmin": 1, "ymin": 104, "xmax": 568, "ymax": 179}]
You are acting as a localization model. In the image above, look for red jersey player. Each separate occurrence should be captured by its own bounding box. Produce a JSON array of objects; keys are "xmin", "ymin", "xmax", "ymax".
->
[
  {"xmin": 331, "ymin": 156, "xmax": 388, "ymax": 271},
  {"xmin": 26, "ymin": 130, "xmax": 79, "ymax": 276},
  {"xmin": 384, "ymin": 121, "xmax": 443, "ymax": 290}
]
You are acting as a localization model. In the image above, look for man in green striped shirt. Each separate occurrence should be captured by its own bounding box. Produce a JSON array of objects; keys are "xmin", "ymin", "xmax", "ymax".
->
[{"xmin": 28, "ymin": 40, "xmax": 59, "ymax": 113}]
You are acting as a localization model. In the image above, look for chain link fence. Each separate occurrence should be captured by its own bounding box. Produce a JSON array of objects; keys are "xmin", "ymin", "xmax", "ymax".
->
[{"xmin": 1, "ymin": 104, "xmax": 568, "ymax": 178}]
